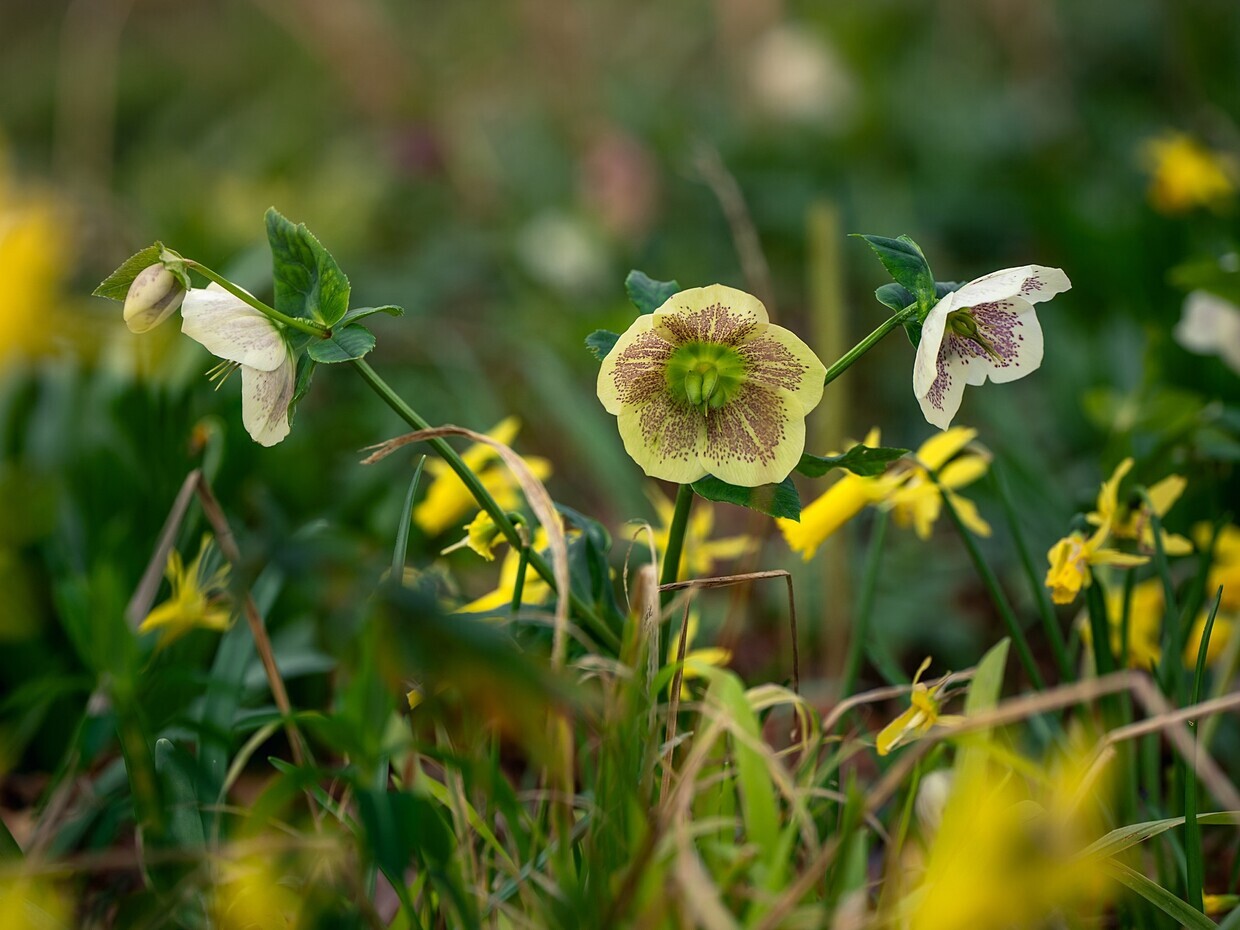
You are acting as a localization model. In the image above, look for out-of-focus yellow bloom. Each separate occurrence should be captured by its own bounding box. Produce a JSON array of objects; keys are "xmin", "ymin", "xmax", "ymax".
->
[
  {"xmin": 1205, "ymin": 894, "xmax": 1238, "ymax": 916},
  {"xmin": 1198, "ymin": 521, "xmax": 1240, "ymax": 612},
  {"xmin": 1078, "ymin": 578, "xmax": 1164, "ymax": 669},
  {"xmin": 457, "ymin": 527, "xmax": 556, "ymax": 614},
  {"xmin": 139, "ymin": 536, "xmax": 232, "ymax": 646},
  {"xmin": 876, "ymin": 658, "xmax": 963, "ymax": 756},
  {"xmin": 413, "ymin": 417, "xmax": 552, "ymax": 537},
  {"xmin": 0, "ymin": 872, "xmax": 72, "ymax": 929},
  {"xmin": 442, "ymin": 510, "xmax": 506, "ymax": 562},
  {"xmin": 1044, "ymin": 523, "xmax": 1147, "ymax": 606},
  {"xmin": 1184, "ymin": 611, "xmax": 1236, "ymax": 668},
  {"xmin": 779, "ymin": 427, "xmax": 990, "ymax": 560},
  {"xmin": 210, "ymin": 854, "xmax": 303, "ymax": 929},
  {"xmin": 648, "ymin": 486, "xmax": 757, "ymax": 578},
  {"xmin": 1142, "ymin": 132, "xmax": 1236, "ymax": 214},
  {"xmin": 666, "ymin": 610, "xmax": 731, "ymax": 698},
  {"xmin": 1087, "ymin": 458, "xmax": 1191, "ymax": 556}
]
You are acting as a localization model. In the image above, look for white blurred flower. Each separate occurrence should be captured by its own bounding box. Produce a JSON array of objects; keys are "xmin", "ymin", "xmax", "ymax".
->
[
  {"xmin": 515, "ymin": 212, "xmax": 608, "ymax": 295},
  {"xmin": 747, "ymin": 25, "xmax": 854, "ymax": 126},
  {"xmin": 1174, "ymin": 290, "xmax": 1240, "ymax": 374}
]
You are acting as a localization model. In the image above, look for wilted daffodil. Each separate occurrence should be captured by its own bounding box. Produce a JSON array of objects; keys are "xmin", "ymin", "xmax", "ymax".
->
[
  {"xmin": 598, "ymin": 284, "xmax": 826, "ymax": 486},
  {"xmin": 779, "ymin": 427, "xmax": 991, "ymax": 560},
  {"xmin": 1086, "ymin": 457, "xmax": 1192, "ymax": 556},
  {"xmin": 181, "ymin": 283, "xmax": 296, "ymax": 447},
  {"xmin": 876, "ymin": 658, "xmax": 963, "ymax": 756},
  {"xmin": 914, "ymin": 266, "xmax": 1070, "ymax": 429},
  {"xmin": 1141, "ymin": 132, "xmax": 1236, "ymax": 214},
  {"xmin": 140, "ymin": 536, "xmax": 232, "ymax": 646}
]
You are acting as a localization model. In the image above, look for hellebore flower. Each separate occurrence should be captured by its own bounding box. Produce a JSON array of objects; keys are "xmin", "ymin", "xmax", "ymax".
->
[
  {"xmin": 913, "ymin": 266, "xmax": 1070, "ymax": 430},
  {"xmin": 180, "ymin": 283, "xmax": 296, "ymax": 447},
  {"xmin": 139, "ymin": 536, "xmax": 232, "ymax": 646},
  {"xmin": 598, "ymin": 284, "xmax": 826, "ymax": 486},
  {"xmin": 123, "ymin": 263, "xmax": 186, "ymax": 334},
  {"xmin": 1175, "ymin": 290, "xmax": 1240, "ymax": 375}
]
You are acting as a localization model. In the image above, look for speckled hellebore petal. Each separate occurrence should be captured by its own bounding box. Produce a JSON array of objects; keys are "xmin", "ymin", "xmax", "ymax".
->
[
  {"xmin": 948, "ymin": 265, "xmax": 1071, "ymax": 308},
  {"xmin": 915, "ymin": 337, "xmax": 972, "ymax": 431},
  {"xmin": 240, "ymin": 352, "xmax": 295, "ymax": 447},
  {"xmin": 652, "ymin": 284, "xmax": 768, "ymax": 347},
  {"xmin": 698, "ymin": 383, "xmax": 805, "ymax": 487},
  {"xmin": 181, "ymin": 283, "xmax": 288, "ymax": 372},
  {"xmin": 597, "ymin": 314, "xmax": 675, "ymax": 416},
  {"xmin": 972, "ymin": 299, "xmax": 1044, "ymax": 384},
  {"xmin": 616, "ymin": 395, "xmax": 709, "ymax": 484},
  {"xmin": 737, "ymin": 324, "xmax": 827, "ymax": 414}
]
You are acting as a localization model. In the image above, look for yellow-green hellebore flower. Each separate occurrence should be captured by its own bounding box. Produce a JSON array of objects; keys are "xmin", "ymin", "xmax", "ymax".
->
[
  {"xmin": 1085, "ymin": 457, "xmax": 1192, "ymax": 556},
  {"xmin": 123, "ymin": 263, "xmax": 186, "ymax": 334},
  {"xmin": 598, "ymin": 284, "xmax": 826, "ymax": 486},
  {"xmin": 180, "ymin": 283, "xmax": 295, "ymax": 447},
  {"xmin": 875, "ymin": 658, "xmax": 963, "ymax": 756},
  {"xmin": 139, "ymin": 536, "xmax": 232, "ymax": 646},
  {"xmin": 914, "ymin": 266, "xmax": 1070, "ymax": 429}
]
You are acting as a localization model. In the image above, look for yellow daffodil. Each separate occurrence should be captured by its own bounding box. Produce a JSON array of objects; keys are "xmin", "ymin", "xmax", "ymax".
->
[
  {"xmin": 597, "ymin": 284, "xmax": 826, "ymax": 486},
  {"xmin": 779, "ymin": 427, "xmax": 990, "ymax": 560},
  {"xmin": 1198, "ymin": 521, "xmax": 1240, "ymax": 612},
  {"xmin": 441, "ymin": 510, "xmax": 507, "ymax": 561},
  {"xmin": 210, "ymin": 853, "xmax": 303, "ymax": 929},
  {"xmin": 1044, "ymin": 522, "xmax": 1147, "ymax": 606},
  {"xmin": 914, "ymin": 266, "xmax": 1070, "ymax": 429},
  {"xmin": 457, "ymin": 527, "xmax": 556, "ymax": 614},
  {"xmin": 1077, "ymin": 578, "xmax": 1164, "ymax": 669},
  {"xmin": 139, "ymin": 536, "xmax": 233, "ymax": 646},
  {"xmin": 0, "ymin": 872, "xmax": 72, "ymax": 929},
  {"xmin": 666, "ymin": 610, "xmax": 732, "ymax": 698},
  {"xmin": 875, "ymin": 658, "xmax": 964, "ymax": 756},
  {"xmin": 647, "ymin": 485, "xmax": 757, "ymax": 578},
  {"xmin": 1141, "ymin": 132, "xmax": 1236, "ymax": 214},
  {"xmin": 413, "ymin": 417, "xmax": 552, "ymax": 537},
  {"xmin": 1087, "ymin": 458, "xmax": 1191, "ymax": 556}
]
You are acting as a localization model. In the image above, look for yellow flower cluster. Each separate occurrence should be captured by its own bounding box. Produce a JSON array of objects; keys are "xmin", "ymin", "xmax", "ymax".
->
[{"xmin": 1142, "ymin": 131, "xmax": 1236, "ymax": 214}]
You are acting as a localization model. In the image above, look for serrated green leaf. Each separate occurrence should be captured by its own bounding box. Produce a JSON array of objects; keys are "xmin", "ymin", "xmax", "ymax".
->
[
  {"xmin": 690, "ymin": 474, "xmax": 800, "ymax": 521},
  {"xmin": 265, "ymin": 207, "xmax": 351, "ymax": 326},
  {"xmin": 1103, "ymin": 860, "xmax": 1217, "ymax": 930},
  {"xmin": 625, "ymin": 270, "xmax": 680, "ymax": 315},
  {"xmin": 855, "ymin": 234, "xmax": 935, "ymax": 309},
  {"xmin": 585, "ymin": 329, "xmax": 620, "ymax": 360},
  {"xmin": 338, "ymin": 305, "xmax": 404, "ymax": 328},
  {"xmin": 93, "ymin": 244, "xmax": 163, "ymax": 300},
  {"xmin": 797, "ymin": 444, "xmax": 908, "ymax": 478},
  {"xmin": 307, "ymin": 324, "xmax": 375, "ymax": 363},
  {"xmin": 287, "ymin": 353, "xmax": 317, "ymax": 425}
]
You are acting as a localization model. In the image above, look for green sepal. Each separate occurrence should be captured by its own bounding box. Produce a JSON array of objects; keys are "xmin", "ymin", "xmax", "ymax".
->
[
  {"xmin": 93, "ymin": 243, "xmax": 164, "ymax": 300},
  {"xmin": 585, "ymin": 329, "xmax": 620, "ymax": 361},
  {"xmin": 287, "ymin": 353, "xmax": 318, "ymax": 425},
  {"xmin": 338, "ymin": 305, "xmax": 405, "ymax": 328},
  {"xmin": 690, "ymin": 474, "xmax": 800, "ymax": 521},
  {"xmin": 854, "ymin": 234, "xmax": 935, "ymax": 312},
  {"xmin": 307, "ymin": 324, "xmax": 376, "ymax": 363},
  {"xmin": 625, "ymin": 270, "xmax": 680, "ymax": 315},
  {"xmin": 796, "ymin": 444, "xmax": 908, "ymax": 479},
  {"xmin": 265, "ymin": 207, "xmax": 351, "ymax": 326},
  {"xmin": 874, "ymin": 282, "xmax": 915, "ymax": 314}
]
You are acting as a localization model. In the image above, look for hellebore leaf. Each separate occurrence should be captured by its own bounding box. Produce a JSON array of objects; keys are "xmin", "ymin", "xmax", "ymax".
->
[
  {"xmin": 625, "ymin": 270, "xmax": 681, "ymax": 315},
  {"xmin": 266, "ymin": 207, "xmax": 351, "ymax": 326},
  {"xmin": 691, "ymin": 474, "xmax": 801, "ymax": 521},
  {"xmin": 796, "ymin": 444, "xmax": 909, "ymax": 479}
]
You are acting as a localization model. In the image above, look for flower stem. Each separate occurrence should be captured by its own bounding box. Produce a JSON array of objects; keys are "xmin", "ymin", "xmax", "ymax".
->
[
  {"xmin": 821, "ymin": 308, "xmax": 913, "ymax": 388},
  {"xmin": 659, "ymin": 484, "xmax": 695, "ymax": 603},
  {"xmin": 187, "ymin": 261, "xmax": 330, "ymax": 338},
  {"xmin": 840, "ymin": 508, "xmax": 888, "ymax": 699},
  {"xmin": 351, "ymin": 358, "xmax": 620, "ymax": 651}
]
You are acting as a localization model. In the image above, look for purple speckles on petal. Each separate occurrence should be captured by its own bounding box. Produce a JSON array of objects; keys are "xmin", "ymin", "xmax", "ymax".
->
[
  {"xmin": 972, "ymin": 301, "xmax": 1022, "ymax": 367},
  {"xmin": 1020, "ymin": 277, "xmax": 1044, "ymax": 295},
  {"xmin": 609, "ymin": 329, "xmax": 675, "ymax": 405},
  {"xmin": 659, "ymin": 301, "xmax": 760, "ymax": 346}
]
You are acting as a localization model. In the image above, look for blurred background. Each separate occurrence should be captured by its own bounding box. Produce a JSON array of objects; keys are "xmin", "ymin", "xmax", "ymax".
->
[{"xmin": 2, "ymin": 0, "xmax": 1239, "ymax": 772}]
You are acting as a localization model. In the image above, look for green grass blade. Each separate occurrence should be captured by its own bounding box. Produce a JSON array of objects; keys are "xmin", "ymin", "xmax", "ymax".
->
[
  {"xmin": 1078, "ymin": 812, "xmax": 1240, "ymax": 861},
  {"xmin": 841, "ymin": 509, "xmax": 887, "ymax": 699},
  {"xmin": 1184, "ymin": 587, "xmax": 1222, "ymax": 915},
  {"xmin": 392, "ymin": 456, "xmax": 428, "ymax": 581},
  {"xmin": 1103, "ymin": 860, "xmax": 1217, "ymax": 930}
]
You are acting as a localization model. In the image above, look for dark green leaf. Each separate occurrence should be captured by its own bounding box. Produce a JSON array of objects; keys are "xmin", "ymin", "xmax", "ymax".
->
[
  {"xmin": 307, "ymin": 324, "xmax": 376, "ymax": 363},
  {"xmin": 93, "ymin": 244, "xmax": 163, "ymax": 300},
  {"xmin": 854, "ymin": 234, "xmax": 935, "ymax": 309},
  {"xmin": 585, "ymin": 329, "xmax": 620, "ymax": 360},
  {"xmin": 797, "ymin": 444, "xmax": 908, "ymax": 478},
  {"xmin": 338, "ymin": 305, "xmax": 405, "ymax": 328},
  {"xmin": 625, "ymin": 270, "xmax": 680, "ymax": 315},
  {"xmin": 903, "ymin": 318, "xmax": 923, "ymax": 348},
  {"xmin": 1103, "ymin": 860, "xmax": 1217, "ymax": 930},
  {"xmin": 155, "ymin": 738, "xmax": 205, "ymax": 850},
  {"xmin": 875, "ymin": 283, "xmax": 915, "ymax": 313},
  {"xmin": 287, "ymin": 353, "xmax": 317, "ymax": 425},
  {"xmin": 265, "ymin": 207, "xmax": 351, "ymax": 326},
  {"xmin": 690, "ymin": 475, "xmax": 800, "ymax": 521}
]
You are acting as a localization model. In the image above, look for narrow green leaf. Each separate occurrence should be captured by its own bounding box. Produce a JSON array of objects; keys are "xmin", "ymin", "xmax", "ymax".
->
[
  {"xmin": 797, "ymin": 444, "xmax": 908, "ymax": 478},
  {"xmin": 286, "ymin": 352, "xmax": 317, "ymax": 426},
  {"xmin": 155, "ymin": 738, "xmax": 205, "ymax": 850},
  {"xmin": 625, "ymin": 270, "xmax": 680, "ymax": 315},
  {"xmin": 307, "ymin": 324, "xmax": 376, "ymax": 364},
  {"xmin": 392, "ymin": 457, "xmax": 427, "ymax": 581},
  {"xmin": 1079, "ymin": 811, "xmax": 1240, "ymax": 862},
  {"xmin": 854, "ymin": 234, "xmax": 936, "ymax": 309},
  {"xmin": 690, "ymin": 474, "xmax": 800, "ymax": 521},
  {"xmin": 1104, "ymin": 860, "xmax": 1218, "ymax": 930},
  {"xmin": 338, "ymin": 304, "xmax": 404, "ymax": 328},
  {"xmin": 0, "ymin": 814, "xmax": 21, "ymax": 860},
  {"xmin": 265, "ymin": 207, "xmax": 351, "ymax": 326},
  {"xmin": 585, "ymin": 329, "xmax": 620, "ymax": 361},
  {"xmin": 93, "ymin": 244, "xmax": 163, "ymax": 300},
  {"xmin": 954, "ymin": 638, "xmax": 1009, "ymax": 784}
]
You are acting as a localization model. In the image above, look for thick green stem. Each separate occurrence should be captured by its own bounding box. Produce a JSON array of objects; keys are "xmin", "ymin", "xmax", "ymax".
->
[
  {"xmin": 188, "ymin": 261, "xmax": 329, "ymax": 338},
  {"xmin": 352, "ymin": 358, "xmax": 620, "ymax": 651},
  {"xmin": 822, "ymin": 308, "xmax": 912, "ymax": 388},
  {"xmin": 659, "ymin": 484, "xmax": 695, "ymax": 604}
]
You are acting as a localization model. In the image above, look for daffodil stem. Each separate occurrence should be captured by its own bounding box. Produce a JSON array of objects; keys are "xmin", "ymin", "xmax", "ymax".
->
[
  {"xmin": 350, "ymin": 358, "xmax": 620, "ymax": 651},
  {"xmin": 841, "ymin": 508, "xmax": 887, "ymax": 699},
  {"xmin": 659, "ymin": 484, "xmax": 695, "ymax": 604},
  {"xmin": 187, "ymin": 261, "xmax": 330, "ymax": 338},
  {"xmin": 936, "ymin": 477, "xmax": 1045, "ymax": 690},
  {"xmin": 821, "ymin": 308, "xmax": 912, "ymax": 388}
]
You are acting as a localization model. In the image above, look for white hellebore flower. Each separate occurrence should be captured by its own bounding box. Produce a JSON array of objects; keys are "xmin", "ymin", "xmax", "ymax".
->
[
  {"xmin": 180, "ymin": 283, "xmax": 295, "ymax": 447},
  {"xmin": 1174, "ymin": 290, "xmax": 1240, "ymax": 374},
  {"xmin": 913, "ymin": 265, "xmax": 1071, "ymax": 429}
]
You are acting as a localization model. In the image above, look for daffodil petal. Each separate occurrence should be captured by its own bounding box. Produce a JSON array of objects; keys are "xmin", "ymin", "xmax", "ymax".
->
[
  {"xmin": 698, "ymin": 383, "xmax": 804, "ymax": 487},
  {"xmin": 737, "ymin": 325, "xmax": 827, "ymax": 414},
  {"xmin": 1090, "ymin": 548, "xmax": 1150, "ymax": 567},
  {"xmin": 651, "ymin": 283, "xmax": 768, "ymax": 346},
  {"xmin": 180, "ymin": 284, "xmax": 288, "ymax": 372},
  {"xmin": 240, "ymin": 356, "xmax": 294, "ymax": 447},
  {"xmin": 916, "ymin": 427, "xmax": 979, "ymax": 472},
  {"xmin": 616, "ymin": 395, "xmax": 709, "ymax": 484},
  {"xmin": 947, "ymin": 491, "xmax": 991, "ymax": 537},
  {"xmin": 938, "ymin": 454, "xmax": 989, "ymax": 489},
  {"xmin": 1146, "ymin": 474, "xmax": 1187, "ymax": 517},
  {"xmin": 779, "ymin": 473, "xmax": 870, "ymax": 559}
]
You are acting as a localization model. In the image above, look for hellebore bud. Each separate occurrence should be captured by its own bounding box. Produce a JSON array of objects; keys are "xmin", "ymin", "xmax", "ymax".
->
[{"xmin": 123, "ymin": 264, "xmax": 186, "ymax": 334}]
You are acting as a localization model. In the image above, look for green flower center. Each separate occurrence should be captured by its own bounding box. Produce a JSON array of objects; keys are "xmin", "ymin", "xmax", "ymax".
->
[
  {"xmin": 946, "ymin": 308, "xmax": 1001, "ymax": 361},
  {"xmin": 665, "ymin": 342, "xmax": 747, "ymax": 415}
]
